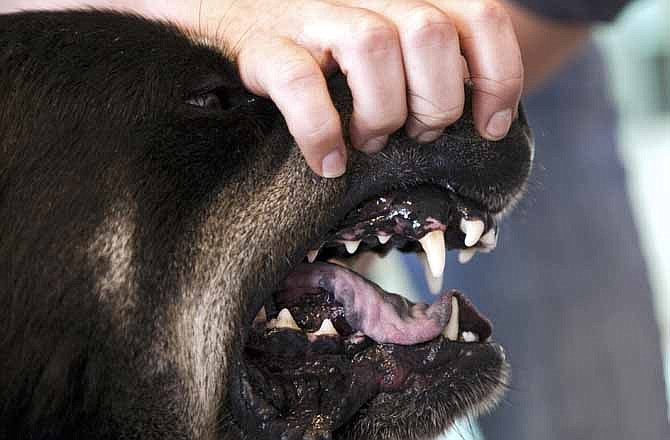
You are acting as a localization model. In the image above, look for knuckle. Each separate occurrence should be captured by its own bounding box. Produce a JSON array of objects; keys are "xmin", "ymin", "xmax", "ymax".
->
[
  {"xmin": 274, "ymin": 58, "xmax": 323, "ymax": 91},
  {"xmin": 299, "ymin": 114, "xmax": 341, "ymax": 144},
  {"xmin": 367, "ymin": 110, "xmax": 407, "ymax": 133},
  {"xmin": 472, "ymin": 76, "xmax": 523, "ymax": 103},
  {"xmin": 468, "ymin": 0, "xmax": 511, "ymax": 25},
  {"xmin": 411, "ymin": 103, "xmax": 464, "ymax": 129},
  {"xmin": 404, "ymin": 6, "xmax": 456, "ymax": 47},
  {"xmin": 350, "ymin": 15, "xmax": 399, "ymax": 54}
]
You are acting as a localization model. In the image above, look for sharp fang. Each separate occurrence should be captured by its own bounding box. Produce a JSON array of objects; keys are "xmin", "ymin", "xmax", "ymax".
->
[
  {"xmin": 480, "ymin": 229, "xmax": 497, "ymax": 248},
  {"xmin": 427, "ymin": 273, "xmax": 443, "ymax": 295},
  {"xmin": 313, "ymin": 318, "xmax": 339, "ymax": 336},
  {"xmin": 254, "ymin": 306, "xmax": 267, "ymax": 323},
  {"xmin": 307, "ymin": 249, "xmax": 319, "ymax": 263},
  {"xmin": 421, "ymin": 253, "xmax": 444, "ymax": 294},
  {"xmin": 418, "ymin": 230, "xmax": 446, "ymax": 278},
  {"xmin": 458, "ymin": 248, "xmax": 477, "ymax": 264},
  {"xmin": 442, "ymin": 296, "xmax": 459, "ymax": 341},
  {"xmin": 275, "ymin": 308, "xmax": 300, "ymax": 330},
  {"xmin": 462, "ymin": 331, "xmax": 479, "ymax": 343},
  {"xmin": 460, "ymin": 218, "xmax": 485, "ymax": 247},
  {"xmin": 377, "ymin": 234, "xmax": 391, "ymax": 245},
  {"xmin": 342, "ymin": 240, "xmax": 361, "ymax": 254}
]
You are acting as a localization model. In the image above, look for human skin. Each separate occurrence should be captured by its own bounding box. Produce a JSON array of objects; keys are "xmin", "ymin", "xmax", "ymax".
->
[{"xmin": 1, "ymin": 1, "xmax": 584, "ymax": 176}]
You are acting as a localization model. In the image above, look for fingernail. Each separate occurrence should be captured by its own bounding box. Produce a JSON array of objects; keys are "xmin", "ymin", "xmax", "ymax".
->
[
  {"xmin": 486, "ymin": 109, "xmax": 512, "ymax": 140},
  {"xmin": 417, "ymin": 129, "xmax": 444, "ymax": 143},
  {"xmin": 321, "ymin": 148, "xmax": 346, "ymax": 178},
  {"xmin": 360, "ymin": 135, "xmax": 388, "ymax": 154}
]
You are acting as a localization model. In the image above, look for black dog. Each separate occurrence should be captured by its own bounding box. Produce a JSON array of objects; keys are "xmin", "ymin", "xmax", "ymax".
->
[{"xmin": 0, "ymin": 10, "xmax": 533, "ymax": 439}]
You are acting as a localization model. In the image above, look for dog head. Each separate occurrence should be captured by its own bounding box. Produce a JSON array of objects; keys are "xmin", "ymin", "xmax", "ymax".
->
[{"xmin": 0, "ymin": 11, "xmax": 532, "ymax": 440}]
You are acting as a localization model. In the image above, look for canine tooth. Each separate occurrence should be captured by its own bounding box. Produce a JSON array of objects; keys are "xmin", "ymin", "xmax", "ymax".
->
[
  {"xmin": 442, "ymin": 296, "xmax": 459, "ymax": 341},
  {"xmin": 460, "ymin": 218, "xmax": 485, "ymax": 247},
  {"xmin": 254, "ymin": 306, "xmax": 267, "ymax": 323},
  {"xmin": 313, "ymin": 318, "xmax": 339, "ymax": 336},
  {"xmin": 462, "ymin": 331, "xmax": 479, "ymax": 343},
  {"xmin": 377, "ymin": 233, "xmax": 391, "ymax": 245},
  {"xmin": 426, "ymin": 272, "xmax": 443, "ymax": 295},
  {"xmin": 342, "ymin": 240, "xmax": 361, "ymax": 254},
  {"xmin": 421, "ymin": 253, "xmax": 443, "ymax": 294},
  {"xmin": 480, "ymin": 228, "xmax": 497, "ymax": 248},
  {"xmin": 418, "ymin": 230, "xmax": 446, "ymax": 278},
  {"xmin": 307, "ymin": 249, "xmax": 319, "ymax": 263},
  {"xmin": 458, "ymin": 248, "xmax": 477, "ymax": 264},
  {"xmin": 276, "ymin": 308, "xmax": 300, "ymax": 330}
]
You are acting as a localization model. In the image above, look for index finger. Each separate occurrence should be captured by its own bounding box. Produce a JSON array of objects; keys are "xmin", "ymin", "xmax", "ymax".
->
[{"xmin": 238, "ymin": 37, "xmax": 347, "ymax": 178}]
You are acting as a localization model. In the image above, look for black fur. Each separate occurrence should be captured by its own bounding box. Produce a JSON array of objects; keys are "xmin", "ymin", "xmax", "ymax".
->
[{"xmin": 0, "ymin": 10, "xmax": 533, "ymax": 439}]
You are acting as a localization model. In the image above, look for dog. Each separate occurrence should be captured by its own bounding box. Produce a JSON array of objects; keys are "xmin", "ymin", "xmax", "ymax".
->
[{"xmin": 0, "ymin": 10, "xmax": 533, "ymax": 440}]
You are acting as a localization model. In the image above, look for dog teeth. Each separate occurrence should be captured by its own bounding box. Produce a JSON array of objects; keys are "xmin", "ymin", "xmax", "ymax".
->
[
  {"xmin": 273, "ymin": 308, "xmax": 300, "ymax": 330},
  {"xmin": 442, "ymin": 296, "xmax": 459, "ymax": 341},
  {"xmin": 480, "ymin": 228, "xmax": 497, "ymax": 248},
  {"xmin": 307, "ymin": 249, "xmax": 319, "ymax": 263},
  {"xmin": 458, "ymin": 248, "xmax": 477, "ymax": 264},
  {"xmin": 460, "ymin": 218, "xmax": 485, "ymax": 247},
  {"xmin": 313, "ymin": 318, "xmax": 339, "ymax": 337},
  {"xmin": 418, "ymin": 230, "xmax": 446, "ymax": 278},
  {"xmin": 426, "ymin": 272, "xmax": 443, "ymax": 295},
  {"xmin": 377, "ymin": 233, "xmax": 391, "ymax": 245},
  {"xmin": 420, "ymin": 253, "xmax": 444, "ymax": 294},
  {"xmin": 253, "ymin": 306, "xmax": 267, "ymax": 323},
  {"xmin": 341, "ymin": 240, "xmax": 361, "ymax": 254},
  {"xmin": 462, "ymin": 331, "xmax": 479, "ymax": 343}
]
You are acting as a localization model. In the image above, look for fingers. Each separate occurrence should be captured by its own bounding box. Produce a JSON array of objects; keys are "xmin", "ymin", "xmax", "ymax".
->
[
  {"xmin": 432, "ymin": 0, "xmax": 524, "ymax": 140},
  {"xmin": 301, "ymin": 7, "xmax": 408, "ymax": 153},
  {"xmin": 346, "ymin": 0, "xmax": 465, "ymax": 143},
  {"xmin": 230, "ymin": 0, "xmax": 524, "ymax": 178},
  {"xmin": 238, "ymin": 37, "xmax": 347, "ymax": 177}
]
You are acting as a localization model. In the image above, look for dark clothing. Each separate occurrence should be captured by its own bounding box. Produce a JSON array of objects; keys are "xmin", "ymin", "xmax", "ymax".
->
[{"xmin": 514, "ymin": 0, "xmax": 632, "ymax": 22}]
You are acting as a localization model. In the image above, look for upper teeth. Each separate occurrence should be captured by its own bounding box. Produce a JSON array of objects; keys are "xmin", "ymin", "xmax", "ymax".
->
[
  {"xmin": 460, "ymin": 218, "xmax": 485, "ymax": 247},
  {"xmin": 342, "ymin": 240, "xmax": 361, "ymax": 254},
  {"xmin": 443, "ymin": 296, "xmax": 459, "ymax": 341},
  {"xmin": 377, "ymin": 233, "xmax": 391, "ymax": 244},
  {"xmin": 458, "ymin": 248, "xmax": 477, "ymax": 264},
  {"xmin": 480, "ymin": 228, "xmax": 497, "ymax": 248},
  {"xmin": 418, "ymin": 230, "xmax": 446, "ymax": 278}
]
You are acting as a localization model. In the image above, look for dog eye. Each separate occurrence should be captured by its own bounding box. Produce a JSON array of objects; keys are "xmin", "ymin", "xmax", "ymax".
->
[
  {"xmin": 186, "ymin": 89, "xmax": 259, "ymax": 113},
  {"xmin": 187, "ymin": 92, "xmax": 224, "ymax": 111}
]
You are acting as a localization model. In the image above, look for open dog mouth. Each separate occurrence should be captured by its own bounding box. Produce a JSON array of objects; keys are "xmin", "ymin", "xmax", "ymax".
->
[{"xmin": 237, "ymin": 185, "xmax": 508, "ymax": 439}]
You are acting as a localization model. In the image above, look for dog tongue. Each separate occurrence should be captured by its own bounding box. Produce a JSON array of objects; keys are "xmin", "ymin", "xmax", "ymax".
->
[{"xmin": 280, "ymin": 262, "xmax": 452, "ymax": 345}]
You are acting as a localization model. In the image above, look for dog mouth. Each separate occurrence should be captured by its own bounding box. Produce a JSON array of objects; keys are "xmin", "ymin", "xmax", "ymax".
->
[{"xmin": 236, "ymin": 185, "xmax": 508, "ymax": 439}]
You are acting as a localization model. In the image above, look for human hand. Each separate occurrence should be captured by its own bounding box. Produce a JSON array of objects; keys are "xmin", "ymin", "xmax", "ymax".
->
[{"xmin": 158, "ymin": 0, "xmax": 524, "ymax": 177}]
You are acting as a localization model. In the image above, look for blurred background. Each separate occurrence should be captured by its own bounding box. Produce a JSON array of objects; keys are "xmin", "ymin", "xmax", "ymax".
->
[
  {"xmin": 363, "ymin": 0, "xmax": 670, "ymax": 438},
  {"xmin": 596, "ymin": 0, "xmax": 670, "ymax": 405}
]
